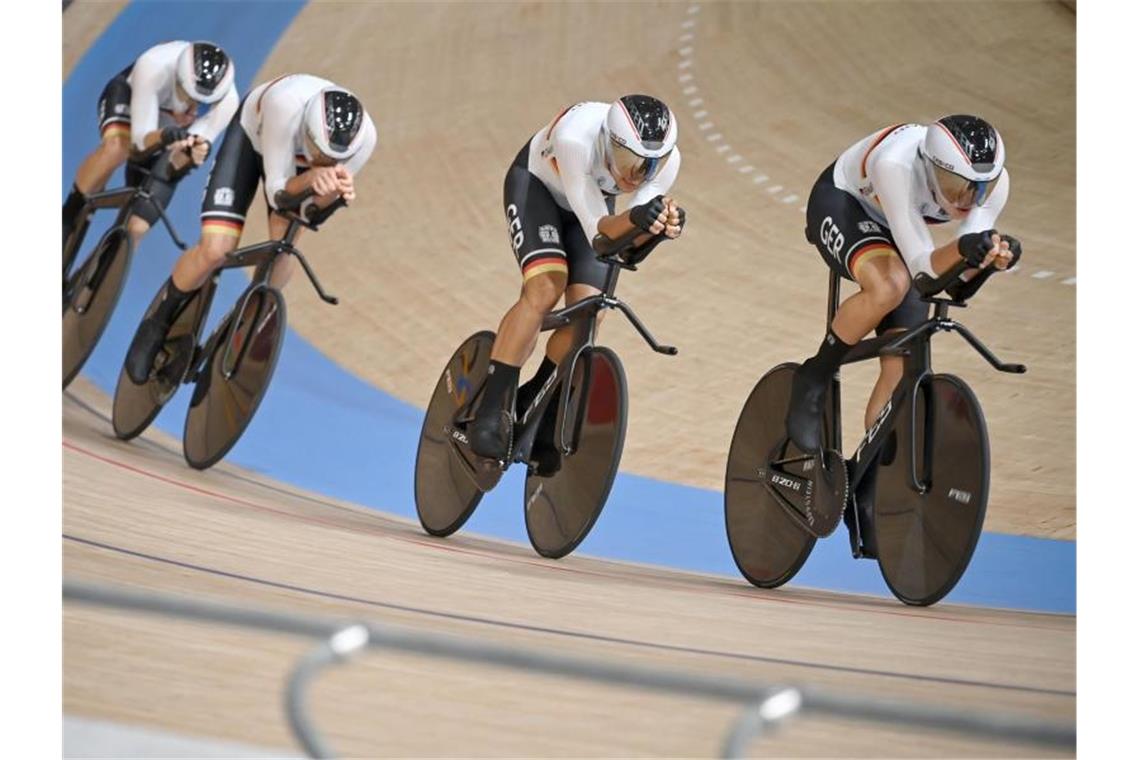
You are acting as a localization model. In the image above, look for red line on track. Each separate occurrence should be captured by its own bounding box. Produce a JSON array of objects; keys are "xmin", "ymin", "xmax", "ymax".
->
[{"xmin": 63, "ymin": 438, "xmax": 1069, "ymax": 629}]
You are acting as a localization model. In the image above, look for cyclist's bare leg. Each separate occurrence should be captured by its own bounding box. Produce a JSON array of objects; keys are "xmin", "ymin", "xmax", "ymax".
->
[
  {"xmin": 490, "ymin": 271, "xmax": 567, "ymax": 366},
  {"xmin": 172, "ymin": 229, "xmax": 241, "ymax": 292},
  {"xmin": 126, "ymin": 215, "xmax": 151, "ymax": 248},
  {"xmin": 832, "ymin": 254, "xmax": 911, "ymax": 344},
  {"xmin": 265, "ymin": 213, "xmax": 301, "ymax": 289},
  {"xmin": 471, "ymin": 271, "xmax": 567, "ymax": 458},
  {"xmin": 73, "ymin": 133, "xmax": 130, "ymax": 194},
  {"xmin": 543, "ymin": 282, "xmax": 605, "ymax": 363},
  {"xmin": 787, "ymin": 253, "xmax": 909, "ymax": 451},
  {"xmin": 867, "ymin": 347, "xmax": 904, "ymax": 429}
]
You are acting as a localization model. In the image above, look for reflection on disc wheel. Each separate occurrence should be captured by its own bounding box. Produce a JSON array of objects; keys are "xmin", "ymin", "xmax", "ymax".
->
[
  {"xmin": 874, "ymin": 373, "xmax": 989, "ymax": 606},
  {"xmin": 63, "ymin": 230, "xmax": 131, "ymax": 389},
  {"xmin": 724, "ymin": 363, "xmax": 826, "ymax": 589},
  {"xmin": 183, "ymin": 288, "xmax": 287, "ymax": 470},
  {"xmin": 524, "ymin": 347, "xmax": 627, "ymax": 559},
  {"xmin": 414, "ymin": 331, "xmax": 497, "ymax": 536}
]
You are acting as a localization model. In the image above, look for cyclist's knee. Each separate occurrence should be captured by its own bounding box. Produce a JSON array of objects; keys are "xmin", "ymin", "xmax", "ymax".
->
[
  {"xmin": 100, "ymin": 134, "xmax": 131, "ymax": 165},
  {"xmin": 521, "ymin": 272, "xmax": 567, "ymax": 314},
  {"xmin": 126, "ymin": 216, "xmax": 150, "ymax": 241},
  {"xmin": 864, "ymin": 265, "xmax": 910, "ymax": 312},
  {"xmin": 195, "ymin": 233, "xmax": 238, "ymax": 270}
]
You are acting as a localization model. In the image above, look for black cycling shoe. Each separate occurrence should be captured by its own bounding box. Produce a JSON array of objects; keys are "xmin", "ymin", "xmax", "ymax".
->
[
  {"xmin": 125, "ymin": 317, "xmax": 170, "ymax": 385},
  {"xmin": 469, "ymin": 405, "xmax": 514, "ymax": 461},
  {"xmin": 785, "ymin": 364, "xmax": 827, "ymax": 452}
]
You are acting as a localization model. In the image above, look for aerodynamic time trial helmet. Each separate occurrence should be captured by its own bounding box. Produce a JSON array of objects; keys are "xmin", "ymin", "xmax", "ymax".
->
[
  {"xmin": 602, "ymin": 94, "xmax": 677, "ymax": 184},
  {"xmin": 919, "ymin": 114, "xmax": 1005, "ymax": 210},
  {"xmin": 175, "ymin": 42, "xmax": 234, "ymax": 105},
  {"xmin": 302, "ymin": 87, "xmax": 366, "ymax": 163}
]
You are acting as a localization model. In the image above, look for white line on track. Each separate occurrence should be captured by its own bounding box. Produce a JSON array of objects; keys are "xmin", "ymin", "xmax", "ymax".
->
[
  {"xmin": 1033, "ymin": 270, "xmax": 1055, "ymax": 279},
  {"xmin": 715, "ymin": 144, "xmax": 732, "ymax": 154}
]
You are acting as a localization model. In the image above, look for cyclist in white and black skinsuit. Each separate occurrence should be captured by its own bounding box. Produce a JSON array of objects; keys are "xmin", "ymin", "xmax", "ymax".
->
[
  {"xmin": 62, "ymin": 41, "xmax": 238, "ymax": 256},
  {"xmin": 788, "ymin": 115, "xmax": 1024, "ymax": 550},
  {"xmin": 124, "ymin": 73, "xmax": 377, "ymax": 384},
  {"xmin": 468, "ymin": 95, "xmax": 688, "ymax": 462}
]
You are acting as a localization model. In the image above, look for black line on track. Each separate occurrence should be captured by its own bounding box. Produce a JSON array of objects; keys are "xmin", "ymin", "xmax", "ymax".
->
[
  {"xmin": 64, "ymin": 533, "xmax": 1075, "ymax": 699},
  {"xmin": 64, "ymin": 390, "xmax": 348, "ymax": 512}
]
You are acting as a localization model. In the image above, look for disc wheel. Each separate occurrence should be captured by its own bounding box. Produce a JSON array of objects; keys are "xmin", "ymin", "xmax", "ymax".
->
[
  {"xmin": 182, "ymin": 287, "xmax": 287, "ymax": 470},
  {"xmin": 62, "ymin": 228, "xmax": 132, "ymax": 389},
  {"xmin": 874, "ymin": 374, "xmax": 989, "ymax": 606},
  {"xmin": 724, "ymin": 363, "xmax": 840, "ymax": 588},
  {"xmin": 414, "ymin": 331, "xmax": 498, "ymax": 537},
  {"xmin": 112, "ymin": 283, "xmax": 211, "ymax": 440},
  {"xmin": 523, "ymin": 346, "xmax": 627, "ymax": 559}
]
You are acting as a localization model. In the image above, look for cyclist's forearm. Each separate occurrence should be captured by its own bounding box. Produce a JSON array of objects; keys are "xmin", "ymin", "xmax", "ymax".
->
[
  {"xmin": 134, "ymin": 129, "xmax": 165, "ymax": 157},
  {"xmin": 595, "ymin": 212, "xmax": 655, "ymax": 252},
  {"xmin": 931, "ymin": 240, "xmax": 967, "ymax": 276},
  {"xmin": 284, "ymin": 174, "xmax": 311, "ymax": 197}
]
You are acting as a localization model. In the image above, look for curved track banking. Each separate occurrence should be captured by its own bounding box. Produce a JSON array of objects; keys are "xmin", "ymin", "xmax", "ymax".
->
[
  {"xmin": 63, "ymin": 1, "xmax": 1075, "ymax": 755},
  {"xmin": 64, "ymin": 380, "xmax": 1073, "ymax": 757}
]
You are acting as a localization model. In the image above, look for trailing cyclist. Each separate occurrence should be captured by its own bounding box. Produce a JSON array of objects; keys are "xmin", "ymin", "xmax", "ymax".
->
[
  {"xmin": 62, "ymin": 41, "xmax": 237, "ymax": 262},
  {"xmin": 123, "ymin": 73, "xmax": 377, "ymax": 384}
]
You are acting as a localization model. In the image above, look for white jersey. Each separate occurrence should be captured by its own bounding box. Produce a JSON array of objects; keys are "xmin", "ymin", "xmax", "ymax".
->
[
  {"xmin": 525, "ymin": 102, "xmax": 681, "ymax": 238},
  {"xmin": 832, "ymin": 123, "xmax": 1009, "ymax": 277},
  {"xmin": 126, "ymin": 41, "xmax": 238, "ymax": 152},
  {"xmin": 240, "ymin": 74, "xmax": 378, "ymax": 209}
]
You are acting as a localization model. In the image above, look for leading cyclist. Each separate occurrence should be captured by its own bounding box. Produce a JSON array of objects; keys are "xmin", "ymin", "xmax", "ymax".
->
[{"xmin": 788, "ymin": 115, "xmax": 1023, "ymax": 553}]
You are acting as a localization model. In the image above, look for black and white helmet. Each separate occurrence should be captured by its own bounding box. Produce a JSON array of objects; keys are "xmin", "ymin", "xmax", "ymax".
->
[
  {"xmin": 602, "ymin": 94, "xmax": 678, "ymax": 183},
  {"xmin": 919, "ymin": 114, "xmax": 1005, "ymax": 209},
  {"xmin": 175, "ymin": 41, "xmax": 234, "ymax": 105}
]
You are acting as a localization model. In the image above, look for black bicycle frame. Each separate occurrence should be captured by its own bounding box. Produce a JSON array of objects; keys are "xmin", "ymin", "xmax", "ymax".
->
[
  {"xmin": 510, "ymin": 255, "xmax": 676, "ymax": 465},
  {"xmin": 179, "ymin": 201, "xmax": 342, "ymax": 385},
  {"xmin": 66, "ymin": 149, "xmax": 191, "ymax": 267},
  {"xmin": 822, "ymin": 267, "xmax": 1026, "ymax": 497}
]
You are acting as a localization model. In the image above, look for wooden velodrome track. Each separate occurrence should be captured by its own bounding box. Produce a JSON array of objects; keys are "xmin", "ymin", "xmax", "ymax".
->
[{"xmin": 64, "ymin": 1, "xmax": 1075, "ymax": 756}]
